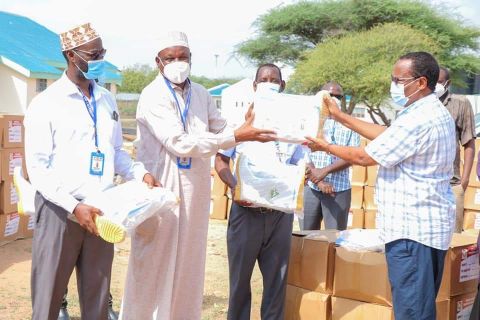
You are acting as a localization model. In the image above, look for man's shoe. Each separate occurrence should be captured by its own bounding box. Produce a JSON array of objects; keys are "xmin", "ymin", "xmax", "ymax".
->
[
  {"xmin": 108, "ymin": 306, "xmax": 119, "ymax": 320},
  {"xmin": 58, "ymin": 308, "xmax": 70, "ymax": 320}
]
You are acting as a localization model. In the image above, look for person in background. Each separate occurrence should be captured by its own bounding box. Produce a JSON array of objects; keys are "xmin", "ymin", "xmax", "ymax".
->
[
  {"xmin": 215, "ymin": 63, "xmax": 305, "ymax": 320},
  {"xmin": 436, "ymin": 66, "xmax": 476, "ymax": 233},
  {"xmin": 300, "ymin": 82, "xmax": 360, "ymax": 231}
]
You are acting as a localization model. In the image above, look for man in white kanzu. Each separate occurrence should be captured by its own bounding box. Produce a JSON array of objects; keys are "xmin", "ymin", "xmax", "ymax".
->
[{"xmin": 120, "ymin": 31, "xmax": 275, "ymax": 319}]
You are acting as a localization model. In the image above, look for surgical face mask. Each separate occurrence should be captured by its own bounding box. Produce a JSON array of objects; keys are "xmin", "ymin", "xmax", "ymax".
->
[
  {"xmin": 160, "ymin": 59, "xmax": 190, "ymax": 84},
  {"xmin": 256, "ymin": 81, "xmax": 281, "ymax": 93},
  {"xmin": 435, "ymin": 82, "xmax": 447, "ymax": 98},
  {"xmin": 390, "ymin": 78, "xmax": 419, "ymax": 108},
  {"xmin": 73, "ymin": 50, "xmax": 106, "ymax": 81}
]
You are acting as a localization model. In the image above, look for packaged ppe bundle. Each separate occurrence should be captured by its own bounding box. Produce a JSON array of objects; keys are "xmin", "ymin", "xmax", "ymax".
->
[
  {"xmin": 13, "ymin": 166, "xmax": 36, "ymax": 215},
  {"xmin": 252, "ymin": 89, "xmax": 331, "ymax": 143},
  {"xmin": 335, "ymin": 229, "xmax": 385, "ymax": 252},
  {"xmin": 234, "ymin": 153, "xmax": 305, "ymax": 214}
]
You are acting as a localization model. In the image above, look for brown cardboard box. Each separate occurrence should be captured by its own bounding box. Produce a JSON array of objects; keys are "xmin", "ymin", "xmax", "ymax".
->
[
  {"xmin": 333, "ymin": 247, "xmax": 392, "ymax": 306},
  {"xmin": 0, "ymin": 179, "xmax": 18, "ymax": 214},
  {"xmin": 347, "ymin": 209, "xmax": 364, "ymax": 229},
  {"xmin": 331, "ymin": 297, "xmax": 393, "ymax": 320},
  {"xmin": 0, "ymin": 148, "xmax": 25, "ymax": 182},
  {"xmin": 226, "ymin": 197, "xmax": 232, "ymax": 219},
  {"xmin": 364, "ymin": 209, "xmax": 378, "ymax": 229},
  {"xmin": 351, "ymin": 166, "xmax": 366, "ymax": 186},
  {"xmin": 18, "ymin": 214, "xmax": 34, "ymax": 239},
  {"xmin": 211, "ymin": 170, "xmax": 227, "ymax": 197},
  {"xmin": 285, "ymin": 285, "xmax": 331, "ymax": 320},
  {"xmin": 366, "ymin": 165, "xmax": 378, "ymax": 186},
  {"xmin": 363, "ymin": 186, "xmax": 376, "ymax": 210},
  {"xmin": 0, "ymin": 114, "xmax": 24, "ymax": 149},
  {"xmin": 0, "ymin": 212, "xmax": 20, "ymax": 246},
  {"xmin": 350, "ymin": 185, "xmax": 364, "ymax": 209},
  {"xmin": 445, "ymin": 291, "xmax": 478, "ymax": 320},
  {"xmin": 209, "ymin": 195, "xmax": 228, "ymax": 220},
  {"xmin": 288, "ymin": 230, "xmax": 338, "ymax": 294},
  {"xmin": 467, "ymin": 161, "xmax": 480, "ymax": 187},
  {"xmin": 463, "ymin": 210, "xmax": 480, "ymax": 230},
  {"xmin": 438, "ymin": 233, "xmax": 479, "ymax": 300},
  {"xmin": 464, "ymin": 187, "xmax": 480, "ymax": 210}
]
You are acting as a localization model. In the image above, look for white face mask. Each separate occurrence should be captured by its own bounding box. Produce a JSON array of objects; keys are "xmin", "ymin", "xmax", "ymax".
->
[
  {"xmin": 435, "ymin": 82, "xmax": 447, "ymax": 98},
  {"xmin": 161, "ymin": 60, "xmax": 190, "ymax": 84},
  {"xmin": 256, "ymin": 81, "xmax": 281, "ymax": 93}
]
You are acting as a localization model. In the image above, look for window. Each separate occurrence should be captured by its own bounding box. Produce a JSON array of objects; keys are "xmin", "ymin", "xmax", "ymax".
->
[
  {"xmin": 104, "ymin": 83, "xmax": 111, "ymax": 91},
  {"xmin": 36, "ymin": 79, "xmax": 47, "ymax": 92},
  {"xmin": 216, "ymin": 100, "xmax": 221, "ymax": 109}
]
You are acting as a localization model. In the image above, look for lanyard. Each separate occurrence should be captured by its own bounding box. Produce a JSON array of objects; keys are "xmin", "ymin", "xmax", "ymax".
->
[
  {"xmin": 79, "ymin": 83, "xmax": 99, "ymax": 151},
  {"xmin": 163, "ymin": 77, "xmax": 192, "ymax": 131}
]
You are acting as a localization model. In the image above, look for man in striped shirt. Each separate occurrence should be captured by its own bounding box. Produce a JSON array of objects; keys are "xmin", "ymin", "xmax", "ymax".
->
[{"xmin": 306, "ymin": 52, "xmax": 455, "ymax": 319}]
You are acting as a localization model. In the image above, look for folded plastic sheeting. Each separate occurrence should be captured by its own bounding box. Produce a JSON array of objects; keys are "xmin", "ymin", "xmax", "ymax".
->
[
  {"xmin": 13, "ymin": 166, "xmax": 36, "ymax": 215},
  {"xmin": 252, "ymin": 89, "xmax": 330, "ymax": 143},
  {"xmin": 335, "ymin": 229, "xmax": 385, "ymax": 252},
  {"xmin": 83, "ymin": 181, "xmax": 179, "ymax": 233},
  {"xmin": 234, "ymin": 153, "xmax": 305, "ymax": 215}
]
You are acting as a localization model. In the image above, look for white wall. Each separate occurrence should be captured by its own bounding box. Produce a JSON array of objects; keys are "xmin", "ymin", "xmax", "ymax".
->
[
  {"xmin": 0, "ymin": 64, "xmax": 28, "ymax": 115},
  {"xmin": 220, "ymin": 78, "xmax": 254, "ymax": 126}
]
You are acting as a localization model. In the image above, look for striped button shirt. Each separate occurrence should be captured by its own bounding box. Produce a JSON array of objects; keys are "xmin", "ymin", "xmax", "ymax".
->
[
  {"xmin": 308, "ymin": 119, "xmax": 360, "ymax": 192},
  {"xmin": 365, "ymin": 94, "xmax": 456, "ymax": 250}
]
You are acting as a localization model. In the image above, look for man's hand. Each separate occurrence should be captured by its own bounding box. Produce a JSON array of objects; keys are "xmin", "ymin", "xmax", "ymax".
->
[
  {"xmin": 143, "ymin": 173, "xmax": 161, "ymax": 188},
  {"xmin": 231, "ymin": 187, "xmax": 253, "ymax": 207},
  {"xmin": 317, "ymin": 181, "xmax": 335, "ymax": 196},
  {"xmin": 73, "ymin": 203, "xmax": 102, "ymax": 236},
  {"xmin": 234, "ymin": 104, "xmax": 277, "ymax": 143},
  {"xmin": 306, "ymin": 167, "xmax": 329, "ymax": 185},
  {"xmin": 305, "ymin": 136, "xmax": 330, "ymax": 153},
  {"xmin": 322, "ymin": 94, "xmax": 341, "ymax": 120}
]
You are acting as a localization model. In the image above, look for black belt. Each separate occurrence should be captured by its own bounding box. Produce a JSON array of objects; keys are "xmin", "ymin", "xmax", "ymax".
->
[{"xmin": 247, "ymin": 207, "xmax": 274, "ymax": 213}]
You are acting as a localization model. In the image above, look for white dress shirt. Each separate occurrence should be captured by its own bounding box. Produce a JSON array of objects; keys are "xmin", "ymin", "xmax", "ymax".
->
[{"xmin": 24, "ymin": 72, "xmax": 147, "ymax": 214}]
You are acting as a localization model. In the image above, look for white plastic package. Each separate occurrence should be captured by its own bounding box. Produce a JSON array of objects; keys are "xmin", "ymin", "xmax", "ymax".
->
[
  {"xmin": 234, "ymin": 153, "xmax": 305, "ymax": 214},
  {"xmin": 83, "ymin": 181, "xmax": 179, "ymax": 233},
  {"xmin": 13, "ymin": 166, "xmax": 36, "ymax": 215},
  {"xmin": 335, "ymin": 229, "xmax": 385, "ymax": 252}
]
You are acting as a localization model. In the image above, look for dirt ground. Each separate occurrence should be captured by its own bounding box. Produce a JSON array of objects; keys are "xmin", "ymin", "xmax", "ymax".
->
[{"xmin": 0, "ymin": 219, "xmax": 269, "ymax": 320}]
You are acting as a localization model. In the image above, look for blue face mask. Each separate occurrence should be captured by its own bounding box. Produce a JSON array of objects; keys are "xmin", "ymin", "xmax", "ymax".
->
[
  {"xmin": 390, "ymin": 78, "xmax": 419, "ymax": 108},
  {"xmin": 73, "ymin": 50, "xmax": 106, "ymax": 81}
]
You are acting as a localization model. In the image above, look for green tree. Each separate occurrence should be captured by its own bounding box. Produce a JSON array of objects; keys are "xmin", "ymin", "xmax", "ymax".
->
[
  {"xmin": 290, "ymin": 23, "xmax": 439, "ymax": 125},
  {"xmin": 237, "ymin": 0, "xmax": 480, "ymax": 80}
]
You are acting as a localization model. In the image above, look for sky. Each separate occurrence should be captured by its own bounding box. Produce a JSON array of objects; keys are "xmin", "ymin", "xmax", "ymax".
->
[{"xmin": 1, "ymin": 0, "xmax": 479, "ymax": 80}]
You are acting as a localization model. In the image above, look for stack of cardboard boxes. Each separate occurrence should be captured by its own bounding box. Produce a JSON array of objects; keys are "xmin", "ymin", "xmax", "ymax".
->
[
  {"xmin": 463, "ymin": 140, "xmax": 480, "ymax": 232},
  {"xmin": 287, "ymin": 232, "xmax": 479, "ymax": 319},
  {"xmin": 209, "ymin": 169, "xmax": 230, "ymax": 220},
  {"xmin": 348, "ymin": 139, "xmax": 368, "ymax": 229},
  {"xmin": 0, "ymin": 114, "xmax": 32, "ymax": 246}
]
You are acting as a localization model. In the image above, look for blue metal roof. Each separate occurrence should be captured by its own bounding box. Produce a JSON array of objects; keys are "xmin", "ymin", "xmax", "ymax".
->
[
  {"xmin": 208, "ymin": 83, "xmax": 230, "ymax": 97},
  {"xmin": 0, "ymin": 11, "xmax": 122, "ymax": 84}
]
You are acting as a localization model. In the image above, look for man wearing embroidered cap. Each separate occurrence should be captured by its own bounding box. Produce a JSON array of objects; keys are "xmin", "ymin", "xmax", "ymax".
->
[
  {"xmin": 120, "ymin": 31, "xmax": 276, "ymax": 319},
  {"xmin": 24, "ymin": 23, "xmax": 157, "ymax": 320}
]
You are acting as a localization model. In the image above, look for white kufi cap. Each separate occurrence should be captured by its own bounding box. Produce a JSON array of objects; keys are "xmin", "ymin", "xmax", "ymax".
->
[{"xmin": 158, "ymin": 31, "xmax": 189, "ymax": 52}]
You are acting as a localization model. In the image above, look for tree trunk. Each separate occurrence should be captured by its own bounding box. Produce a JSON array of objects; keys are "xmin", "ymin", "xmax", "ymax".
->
[{"xmin": 364, "ymin": 102, "xmax": 391, "ymax": 126}]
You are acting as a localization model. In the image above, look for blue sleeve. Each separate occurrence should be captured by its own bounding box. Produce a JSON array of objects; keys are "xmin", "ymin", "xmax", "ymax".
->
[{"xmin": 218, "ymin": 147, "xmax": 236, "ymax": 159}]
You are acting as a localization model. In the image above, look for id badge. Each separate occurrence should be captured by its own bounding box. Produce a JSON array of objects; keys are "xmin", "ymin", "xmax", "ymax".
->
[
  {"xmin": 90, "ymin": 151, "xmax": 105, "ymax": 176},
  {"xmin": 177, "ymin": 156, "xmax": 192, "ymax": 169}
]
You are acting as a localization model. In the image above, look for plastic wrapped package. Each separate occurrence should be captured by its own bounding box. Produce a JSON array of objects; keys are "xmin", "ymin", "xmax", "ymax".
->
[
  {"xmin": 13, "ymin": 166, "xmax": 36, "ymax": 215},
  {"xmin": 335, "ymin": 229, "xmax": 385, "ymax": 252}
]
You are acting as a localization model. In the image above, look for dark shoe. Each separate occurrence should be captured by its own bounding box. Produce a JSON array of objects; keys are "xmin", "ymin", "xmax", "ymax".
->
[
  {"xmin": 108, "ymin": 307, "xmax": 119, "ymax": 320},
  {"xmin": 58, "ymin": 308, "xmax": 70, "ymax": 320}
]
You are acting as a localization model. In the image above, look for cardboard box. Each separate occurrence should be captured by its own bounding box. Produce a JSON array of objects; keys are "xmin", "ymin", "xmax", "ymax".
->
[
  {"xmin": 366, "ymin": 165, "xmax": 378, "ymax": 186},
  {"xmin": 438, "ymin": 233, "xmax": 479, "ymax": 300},
  {"xmin": 0, "ymin": 212, "xmax": 20, "ymax": 246},
  {"xmin": 331, "ymin": 297, "xmax": 393, "ymax": 320},
  {"xmin": 464, "ymin": 187, "xmax": 480, "ymax": 210},
  {"xmin": 18, "ymin": 214, "xmax": 34, "ymax": 239},
  {"xmin": 333, "ymin": 247, "xmax": 392, "ymax": 306},
  {"xmin": 347, "ymin": 209, "xmax": 364, "ymax": 229},
  {"xmin": 467, "ymin": 161, "xmax": 480, "ymax": 187},
  {"xmin": 0, "ymin": 114, "xmax": 24, "ymax": 149},
  {"xmin": 288, "ymin": 230, "xmax": 338, "ymax": 294},
  {"xmin": 350, "ymin": 185, "xmax": 364, "ymax": 209},
  {"xmin": 364, "ymin": 209, "xmax": 378, "ymax": 229},
  {"xmin": 209, "ymin": 195, "xmax": 228, "ymax": 220},
  {"xmin": 285, "ymin": 285, "xmax": 331, "ymax": 320},
  {"xmin": 226, "ymin": 197, "xmax": 232, "ymax": 219},
  {"xmin": 351, "ymin": 165, "xmax": 366, "ymax": 186},
  {"xmin": 463, "ymin": 210, "xmax": 480, "ymax": 230},
  {"xmin": 0, "ymin": 148, "xmax": 25, "ymax": 182},
  {"xmin": 0, "ymin": 180, "xmax": 18, "ymax": 214},
  {"xmin": 363, "ymin": 186, "xmax": 377, "ymax": 210}
]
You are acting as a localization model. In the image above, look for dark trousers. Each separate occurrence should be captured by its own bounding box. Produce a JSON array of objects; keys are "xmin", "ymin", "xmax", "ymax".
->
[
  {"xmin": 300, "ymin": 187, "xmax": 351, "ymax": 231},
  {"xmin": 62, "ymin": 289, "xmax": 113, "ymax": 308},
  {"xmin": 227, "ymin": 203, "xmax": 294, "ymax": 320},
  {"xmin": 31, "ymin": 193, "xmax": 114, "ymax": 320},
  {"xmin": 385, "ymin": 239, "xmax": 446, "ymax": 320}
]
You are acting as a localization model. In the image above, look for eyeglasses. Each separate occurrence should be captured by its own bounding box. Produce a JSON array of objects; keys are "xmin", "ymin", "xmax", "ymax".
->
[
  {"xmin": 159, "ymin": 56, "xmax": 190, "ymax": 64},
  {"xmin": 331, "ymin": 94, "xmax": 344, "ymax": 100},
  {"xmin": 391, "ymin": 75, "xmax": 419, "ymax": 85},
  {"xmin": 74, "ymin": 48, "xmax": 107, "ymax": 60}
]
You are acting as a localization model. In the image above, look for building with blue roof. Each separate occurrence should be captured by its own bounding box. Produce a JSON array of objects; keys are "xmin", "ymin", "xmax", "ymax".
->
[
  {"xmin": 207, "ymin": 83, "xmax": 230, "ymax": 109},
  {"xmin": 0, "ymin": 11, "xmax": 122, "ymax": 114}
]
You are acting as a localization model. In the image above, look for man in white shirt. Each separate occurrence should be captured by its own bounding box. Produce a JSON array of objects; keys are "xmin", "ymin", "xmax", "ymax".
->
[
  {"xmin": 24, "ymin": 23, "xmax": 156, "ymax": 320},
  {"xmin": 120, "ymin": 31, "xmax": 275, "ymax": 320}
]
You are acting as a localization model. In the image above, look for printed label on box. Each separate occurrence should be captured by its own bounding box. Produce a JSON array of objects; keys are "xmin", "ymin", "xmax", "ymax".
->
[
  {"xmin": 347, "ymin": 212, "xmax": 353, "ymax": 227},
  {"xmin": 28, "ymin": 214, "xmax": 35, "ymax": 231},
  {"xmin": 10, "ymin": 183, "xmax": 18, "ymax": 204},
  {"xmin": 459, "ymin": 245, "xmax": 480, "ymax": 282},
  {"xmin": 474, "ymin": 214, "xmax": 480, "ymax": 230},
  {"xmin": 456, "ymin": 297, "xmax": 475, "ymax": 320},
  {"xmin": 4, "ymin": 213, "xmax": 20, "ymax": 237},
  {"xmin": 8, "ymin": 120, "xmax": 22, "ymax": 143},
  {"xmin": 8, "ymin": 152, "xmax": 23, "ymax": 176},
  {"xmin": 474, "ymin": 190, "xmax": 480, "ymax": 205}
]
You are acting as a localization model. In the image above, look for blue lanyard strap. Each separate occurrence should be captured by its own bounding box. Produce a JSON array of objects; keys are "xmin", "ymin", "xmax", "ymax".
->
[
  {"xmin": 80, "ymin": 83, "xmax": 99, "ymax": 150},
  {"xmin": 163, "ymin": 77, "xmax": 192, "ymax": 131}
]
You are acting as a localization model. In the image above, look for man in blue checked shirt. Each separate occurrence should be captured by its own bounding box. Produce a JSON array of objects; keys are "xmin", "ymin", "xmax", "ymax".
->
[
  {"xmin": 301, "ymin": 82, "xmax": 360, "ymax": 231},
  {"xmin": 215, "ymin": 63, "xmax": 305, "ymax": 320},
  {"xmin": 306, "ymin": 52, "xmax": 456, "ymax": 320}
]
